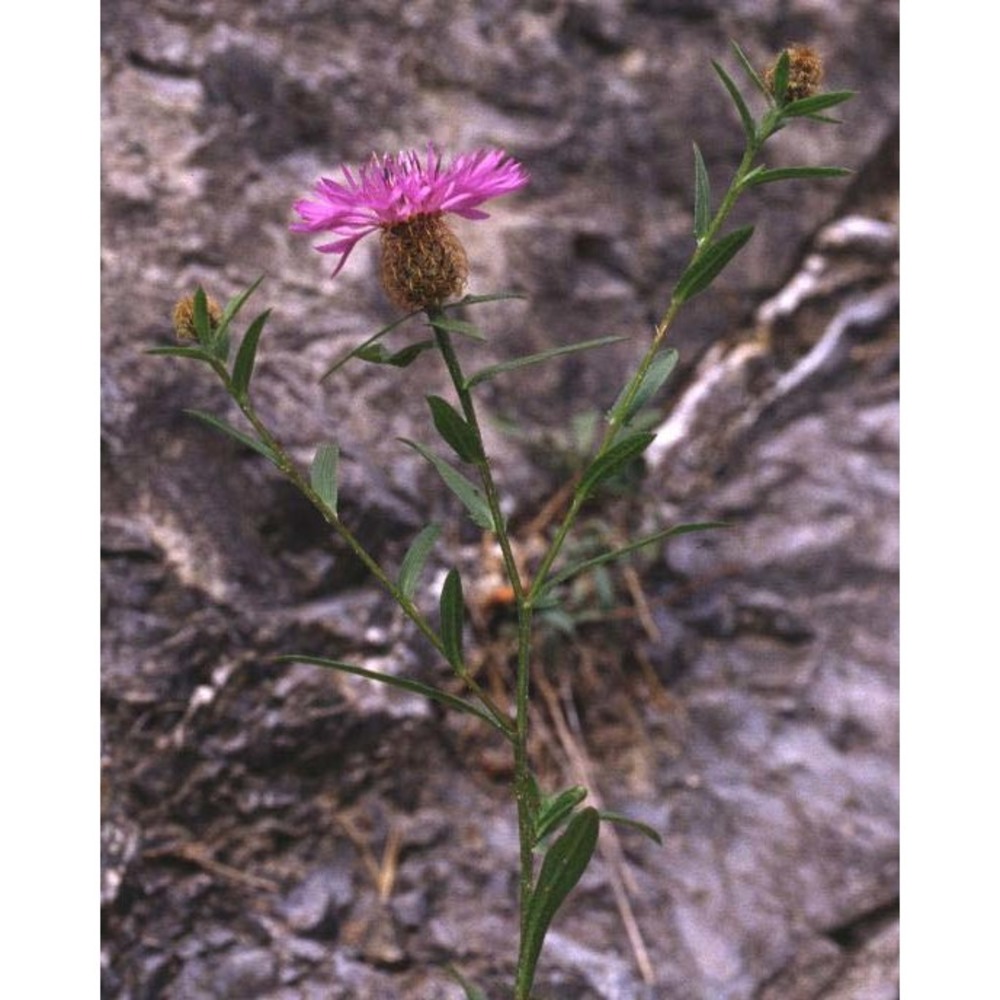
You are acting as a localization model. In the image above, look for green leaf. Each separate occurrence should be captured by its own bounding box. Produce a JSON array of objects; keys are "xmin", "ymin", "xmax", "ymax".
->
[
  {"xmin": 517, "ymin": 808, "xmax": 600, "ymax": 995},
  {"xmin": 609, "ymin": 349, "xmax": 679, "ymax": 427},
  {"xmin": 355, "ymin": 339, "xmax": 436, "ymax": 368},
  {"xmin": 771, "ymin": 49, "xmax": 790, "ymax": 106},
  {"xmin": 146, "ymin": 345, "xmax": 217, "ymax": 362},
  {"xmin": 729, "ymin": 40, "xmax": 771, "ymax": 99},
  {"xmin": 216, "ymin": 276, "xmax": 265, "ymax": 339},
  {"xmin": 577, "ymin": 431, "xmax": 655, "ymax": 501},
  {"xmin": 534, "ymin": 786, "xmax": 589, "ymax": 845},
  {"xmin": 692, "ymin": 142, "xmax": 711, "ymax": 242},
  {"xmin": 742, "ymin": 166, "xmax": 852, "ymax": 188},
  {"xmin": 427, "ymin": 396, "xmax": 482, "ymax": 463},
  {"xmin": 427, "ymin": 316, "xmax": 487, "ymax": 341},
  {"xmin": 320, "ymin": 309, "xmax": 422, "ymax": 382},
  {"xmin": 444, "ymin": 966, "xmax": 489, "ymax": 1000},
  {"xmin": 464, "ymin": 335, "xmax": 628, "ymax": 389},
  {"xmin": 276, "ymin": 654, "xmax": 503, "ymax": 732},
  {"xmin": 192, "ymin": 287, "xmax": 214, "ymax": 344},
  {"xmin": 440, "ymin": 568, "xmax": 466, "ymax": 668},
  {"xmin": 400, "ymin": 439, "xmax": 495, "ymax": 531},
  {"xmin": 711, "ymin": 60, "xmax": 756, "ymax": 141},
  {"xmin": 310, "ymin": 442, "xmax": 339, "ymax": 513},
  {"xmin": 445, "ymin": 291, "xmax": 527, "ymax": 308},
  {"xmin": 597, "ymin": 810, "xmax": 663, "ymax": 846},
  {"xmin": 398, "ymin": 523, "xmax": 442, "ymax": 601},
  {"xmin": 673, "ymin": 224, "xmax": 754, "ymax": 304},
  {"xmin": 231, "ymin": 309, "xmax": 271, "ymax": 400},
  {"xmin": 183, "ymin": 409, "xmax": 278, "ymax": 464},
  {"xmin": 781, "ymin": 90, "xmax": 855, "ymax": 118},
  {"xmin": 542, "ymin": 522, "xmax": 728, "ymax": 595}
]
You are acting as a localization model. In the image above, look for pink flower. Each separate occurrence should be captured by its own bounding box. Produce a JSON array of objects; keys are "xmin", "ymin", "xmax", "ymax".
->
[{"xmin": 291, "ymin": 146, "xmax": 529, "ymax": 278}]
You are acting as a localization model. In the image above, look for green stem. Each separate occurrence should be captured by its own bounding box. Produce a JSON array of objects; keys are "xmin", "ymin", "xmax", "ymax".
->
[
  {"xmin": 425, "ymin": 310, "xmax": 541, "ymax": 998},
  {"xmin": 210, "ymin": 358, "xmax": 515, "ymax": 739},
  {"xmin": 528, "ymin": 125, "xmax": 766, "ymax": 605}
]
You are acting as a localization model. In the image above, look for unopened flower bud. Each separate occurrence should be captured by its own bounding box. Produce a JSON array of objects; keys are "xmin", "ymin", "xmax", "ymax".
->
[
  {"xmin": 379, "ymin": 214, "xmax": 470, "ymax": 312},
  {"xmin": 172, "ymin": 294, "xmax": 222, "ymax": 342},
  {"xmin": 765, "ymin": 44, "xmax": 824, "ymax": 102}
]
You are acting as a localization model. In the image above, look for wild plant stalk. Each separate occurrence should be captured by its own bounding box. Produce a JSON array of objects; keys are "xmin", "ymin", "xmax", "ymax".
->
[{"xmin": 155, "ymin": 42, "xmax": 852, "ymax": 999}]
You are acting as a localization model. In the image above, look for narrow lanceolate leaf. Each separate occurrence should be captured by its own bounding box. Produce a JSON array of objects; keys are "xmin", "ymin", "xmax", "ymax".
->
[
  {"xmin": 275, "ymin": 655, "xmax": 503, "ymax": 732},
  {"xmin": 427, "ymin": 315, "xmax": 487, "ymax": 341},
  {"xmin": 320, "ymin": 309, "xmax": 422, "ymax": 382},
  {"xmin": 146, "ymin": 345, "xmax": 217, "ymax": 362},
  {"xmin": 534, "ymin": 786, "xmax": 589, "ymax": 845},
  {"xmin": 183, "ymin": 409, "xmax": 278, "ymax": 465},
  {"xmin": 692, "ymin": 142, "xmax": 712, "ymax": 242},
  {"xmin": 440, "ymin": 569, "xmax": 466, "ymax": 668},
  {"xmin": 771, "ymin": 49, "xmax": 790, "ymax": 106},
  {"xmin": 781, "ymin": 91, "xmax": 855, "ymax": 118},
  {"xmin": 427, "ymin": 396, "xmax": 482, "ymax": 463},
  {"xmin": 230, "ymin": 309, "xmax": 271, "ymax": 400},
  {"xmin": 609, "ymin": 349, "xmax": 679, "ymax": 427},
  {"xmin": 577, "ymin": 431, "xmax": 656, "ymax": 500},
  {"xmin": 192, "ymin": 287, "xmax": 214, "ymax": 344},
  {"xmin": 446, "ymin": 291, "xmax": 527, "ymax": 308},
  {"xmin": 464, "ymin": 336, "xmax": 628, "ymax": 389},
  {"xmin": 400, "ymin": 439, "xmax": 495, "ymax": 531},
  {"xmin": 398, "ymin": 523, "xmax": 442, "ymax": 600},
  {"xmin": 355, "ymin": 339, "xmax": 436, "ymax": 368},
  {"xmin": 216, "ymin": 276, "xmax": 265, "ymax": 340},
  {"xmin": 730, "ymin": 39, "xmax": 771, "ymax": 99},
  {"xmin": 711, "ymin": 60, "xmax": 756, "ymax": 141},
  {"xmin": 542, "ymin": 521, "xmax": 729, "ymax": 595},
  {"xmin": 309, "ymin": 442, "xmax": 339, "ymax": 512},
  {"xmin": 742, "ymin": 166, "xmax": 852, "ymax": 188},
  {"xmin": 517, "ymin": 808, "xmax": 600, "ymax": 993},
  {"xmin": 673, "ymin": 224, "xmax": 754, "ymax": 304},
  {"xmin": 597, "ymin": 810, "xmax": 663, "ymax": 846}
]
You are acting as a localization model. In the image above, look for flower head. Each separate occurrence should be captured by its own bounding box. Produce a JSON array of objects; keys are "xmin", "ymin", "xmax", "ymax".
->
[
  {"xmin": 765, "ymin": 44, "xmax": 824, "ymax": 103},
  {"xmin": 291, "ymin": 146, "xmax": 528, "ymax": 308}
]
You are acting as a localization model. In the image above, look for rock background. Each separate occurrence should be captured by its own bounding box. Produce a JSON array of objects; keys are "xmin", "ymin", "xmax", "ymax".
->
[{"xmin": 101, "ymin": 1, "xmax": 898, "ymax": 997}]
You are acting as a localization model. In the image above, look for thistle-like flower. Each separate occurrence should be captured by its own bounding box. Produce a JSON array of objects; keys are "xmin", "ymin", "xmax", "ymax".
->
[
  {"xmin": 291, "ymin": 146, "xmax": 529, "ymax": 311},
  {"xmin": 765, "ymin": 44, "xmax": 824, "ymax": 102}
]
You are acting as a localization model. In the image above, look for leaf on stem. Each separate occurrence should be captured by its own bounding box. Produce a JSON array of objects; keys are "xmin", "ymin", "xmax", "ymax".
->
[
  {"xmin": 729, "ymin": 40, "xmax": 772, "ymax": 100},
  {"xmin": 771, "ymin": 49, "xmax": 790, "ymax": 107},
  {"xmin": 320, "ymin": 309, "xmax": 422, "ymax": 382},
  {"xmin": 576, "ymin": 431, "xmax": 656, "ymax": 500},
  {"xmin": 275, "ymin": 654, "xmax": 504, "ymax": 732},
  {"xmin": 518, "ymin": 808, "xmax": 600, "ymax": 991},
  {"xmin": 463, "ymin": 336, "xmax": 628, "ymax": 389},
  {"xmin": 309, "ymin": 442, "xmax": 339, "ymax": 513},
  {"xmin": 183, "ymin": 409, "xmax": 278, "ymax": 465},
  {"xmin": 427, "ymin": 395, "xmax": 482, "ymax": 463},
  {"xmin": 444, "ymin": 291, "xmax": 527, "ymax": 308},
  {"xmin": 672, "ymin": 224, "xmax": 754, "ymax": 304},
  {"xmin": 608, "ymin": 349, "xmax": 679, "ymax": 427},
  {"xmin": 597, "ymin": 810, "xmax": 663, "ymax": 846},
  {"xmin": 711, "ymin": 60, "xmax": 756, "ymax": 142},
  {"xmin": 354, "ymin": 339, "xmax": 436, "ymax": 368},
  {"xmin": 780, "ymin": 91, "xmax": 855, "ymax": 118},
  {"xmin": 742, "ymin": 166, "xmax": 852, "ymax": 188},
  {"xmin": 400, "ymin": 439, "xmax": 495, "ymax": 531},
  {"xmin": 534, "ymin": 786, "xmax": 589, "ymax": 845},
  {"xmin": 216, "ymin": 276, "xmax": 265, "ymax": 339},
  {"xmin": 192, "ymin": 287, "xmax": 215, "ymax": 345},
  {"xmin": 230, "ymin": 309, "xmax": 271, "ymax": 400},
  {"xmin": 398, "ymin": 523, "xmax": 442, "ymax": 600},
  {"xmin": 440, "ymin": 568, "xmax": 466, "ymax": 669},
  {"xmin": 427, "ymin": 315, "xmax": 487, "ymax": 341},
  {"xmin": 541, "ymin": 521, "xmax": 729, "ymax": 596},
  {"xmin": 692, "ymin": 142, "xmax": 712, "ymax": 242}
]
